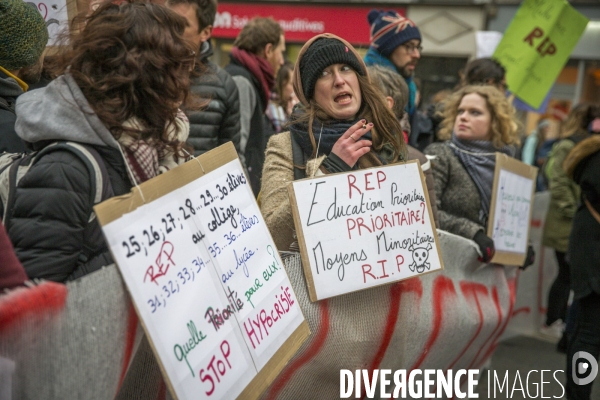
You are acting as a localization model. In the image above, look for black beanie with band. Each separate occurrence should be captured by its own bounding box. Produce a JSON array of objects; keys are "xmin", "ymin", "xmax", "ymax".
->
[{"xmin": 299, "ymin": 37, "xmax": 366, "ymax": 101}]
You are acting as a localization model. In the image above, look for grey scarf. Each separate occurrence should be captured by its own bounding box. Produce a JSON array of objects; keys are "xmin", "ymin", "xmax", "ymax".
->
[{"xmin": 448, "ymin": 133, "xmax": 515, "ymax": 225}]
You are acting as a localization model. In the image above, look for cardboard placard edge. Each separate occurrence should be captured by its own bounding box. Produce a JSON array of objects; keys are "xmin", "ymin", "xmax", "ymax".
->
[
  {"xmin": 287, "ymin": 182, "xmax": 319, "ymax": 302},
  {"xmin": 95, "ymin": 143, "xmax": 238, "ymax": 226},
  {"xmin": 487, "ymin": 153, "xmax": 538, "ymax": 266},
  {"xmin": 288, "ymin": 159, "xmax": 444, "ymax": 301},
  {"xmin": 418, "ymin": 162, "xmax": 445, "ymax": 273}
]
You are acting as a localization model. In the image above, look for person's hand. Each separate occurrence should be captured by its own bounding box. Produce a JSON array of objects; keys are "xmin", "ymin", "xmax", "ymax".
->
[
  {"xmin": 473, "ymin": 230, "xmax": 495, "ymax": 263},
  {"xmin": 331, "ymin": 119, "xmax": 373, "ymax": 168},
  {"xmin": 520, "ymin": 245, "xmax": 535, "ymax": 270}
]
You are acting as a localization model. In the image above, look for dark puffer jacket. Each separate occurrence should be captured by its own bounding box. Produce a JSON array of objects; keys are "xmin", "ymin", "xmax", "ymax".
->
[
  {"xmin": 11, "ymin": 74, "xmax": 132, "ymax": 282},
  {"xmin": 0, "ymin": 70, "xmax": 28, "ymax": 153},
  {"xmin": 564, "ymin": 135, "xmax": 600, "ymax": 300},
  {"xmin": 9, "ymin": 145, "xmax": 130, "ymax": 282},
  {"xmin": 187, "ymin": 41, "xmax": 240, "ymax": 156}
]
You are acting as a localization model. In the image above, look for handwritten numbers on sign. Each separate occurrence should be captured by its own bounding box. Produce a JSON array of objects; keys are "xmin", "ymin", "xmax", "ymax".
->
[
  {"xmin": 289, "ymin": 161, "xmax": 443, "ymax": 302},
  {"xmin": 99, "ymin": 151, "xmax": 308, "ymax": 399}
]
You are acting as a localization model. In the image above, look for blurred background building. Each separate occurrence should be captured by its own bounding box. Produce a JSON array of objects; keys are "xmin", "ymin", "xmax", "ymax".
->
[{"xmin": 208, "ymin": 0, "xmax": 599, "ymax": 136}]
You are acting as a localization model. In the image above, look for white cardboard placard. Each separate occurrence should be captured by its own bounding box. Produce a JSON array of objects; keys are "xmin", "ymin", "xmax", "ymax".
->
[
  {"xmin": 289, "ymin": 161, "xmax": 443, "ymax": 302},
  {"xmin": 487, "ymin": 153, "xmax": 538, "ymax": 266},
  {"xmin": 96, "ymin": 144, "xmax": 308, "ymax": 399}
]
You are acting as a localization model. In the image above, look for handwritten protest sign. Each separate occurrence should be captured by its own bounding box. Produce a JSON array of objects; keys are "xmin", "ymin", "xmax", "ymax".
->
[
  {"xmin": 27, "ymin": 0, "xmax": 72, "ymax": 46},
  {"xmin": 487, "ymin": 154, "xmax": 538, "ymax": 266},
  {"xmin": 95, "ymin": 143, "xmax": 309, "ymax": 399},
  {"xmin": 288, "ymin": 161, "xmax": 443, "ymax": 302},
  {"xmin": 493, "ymin": 0, "xmax": 588, "ymax": 109}
]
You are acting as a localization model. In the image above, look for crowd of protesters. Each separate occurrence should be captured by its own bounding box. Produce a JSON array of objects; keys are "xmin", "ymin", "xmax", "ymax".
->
[{"xmin": 1, "ymin": 0, "xmax": 599, "ymax": 398}]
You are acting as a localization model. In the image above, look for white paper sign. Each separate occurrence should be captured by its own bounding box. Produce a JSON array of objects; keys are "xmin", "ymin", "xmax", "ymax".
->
[
  {"xmin": 476, "ymin": 31, "xmax": 503, "ymax": 59},
  {"xmin": 27, "ymin": 0, "xmax": 69, "ymax": 46},
  {"xmin": 101, "ymin": 159, "xmax": 304, "ymax": 399},
  {"xmin": 490, "ymin": 169, "xmax": 534, "ymax": 254},
  {"xmin": 290, "ymin": 161, "xmax": 443, "ymax": 301}
]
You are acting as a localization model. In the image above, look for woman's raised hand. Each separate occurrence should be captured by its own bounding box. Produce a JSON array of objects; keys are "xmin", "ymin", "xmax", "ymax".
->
[{"xmin": 331, "ymin": 119, "xmax": 373, "ymax": 168}]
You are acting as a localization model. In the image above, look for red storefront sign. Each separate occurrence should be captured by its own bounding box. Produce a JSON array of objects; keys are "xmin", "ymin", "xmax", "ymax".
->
[{"xmin": 213, "ymin": 3, "xmax": 406, "ymax": 45}]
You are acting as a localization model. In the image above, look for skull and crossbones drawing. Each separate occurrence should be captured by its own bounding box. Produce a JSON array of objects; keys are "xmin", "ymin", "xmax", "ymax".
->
[{"xmin": 408, "ymin": 242, "xmax": 433, "ymax": 273}]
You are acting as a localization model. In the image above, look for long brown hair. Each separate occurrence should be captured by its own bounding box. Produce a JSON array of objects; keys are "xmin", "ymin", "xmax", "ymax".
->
[
  {"xmin": 560, "ymin": 103, "xmax": 600, "ymax": 139},
  {"xmin": 292, "ymin": 35, "xmax": 405, "ymax": 162},
  {"xmin": 294, "ymin": 73, "xmax": 405, "ymax": 163},
  {"xmin": 274, "ymin": 62, "xmax": 294, "ymax": 109},
  {"xmin": 51, "ymin": 1, "xmax": 196, "ymax": 156}
]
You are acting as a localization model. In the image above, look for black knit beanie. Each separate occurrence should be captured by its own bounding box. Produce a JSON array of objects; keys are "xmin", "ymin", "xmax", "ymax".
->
[{"xmin": 299, "ymin": 37, "xmax": 366, "ymax": 101}]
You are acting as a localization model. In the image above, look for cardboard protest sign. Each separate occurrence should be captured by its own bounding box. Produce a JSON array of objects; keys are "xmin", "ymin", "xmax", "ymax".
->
[
  {"xmin": 493, "ymin": 0, "xmax": 588, "ymax": 109},
  {"xmin": 95, "ymin": 143, "xmax": 309, "ymax": 400},
  {"xmin": 288, "ymin": 161, "xmax": 443, "ymax": 302},
  {"xmin": 28, "ymin": 0, "xmax": 73, "ymax": 46},
  {"xmin": 487, "ymin": 153, "xmax": 538, "ymax": 266}
]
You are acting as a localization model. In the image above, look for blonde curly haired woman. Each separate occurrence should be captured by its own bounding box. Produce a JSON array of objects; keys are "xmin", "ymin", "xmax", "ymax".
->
[{"xmin": 424, "ymin": 85, "xmax": 531, "ymax": 265}]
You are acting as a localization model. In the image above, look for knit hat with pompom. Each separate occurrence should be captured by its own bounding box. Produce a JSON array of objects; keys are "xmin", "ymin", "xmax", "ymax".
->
[{"xmin": 367, "ymin": 9, "xmax": 421, "ymax": 57}]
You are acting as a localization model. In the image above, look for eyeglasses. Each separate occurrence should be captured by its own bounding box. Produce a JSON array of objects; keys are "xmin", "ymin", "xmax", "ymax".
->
[{"xmin": 402, "ymin": 43, "xmax": 423, "ymax": 54}]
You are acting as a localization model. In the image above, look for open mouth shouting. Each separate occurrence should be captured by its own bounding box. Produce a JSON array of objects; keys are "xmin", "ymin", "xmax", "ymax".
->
[{"xmin": 334, "ymin": 91, "xmax": 353, "ymax": 104}]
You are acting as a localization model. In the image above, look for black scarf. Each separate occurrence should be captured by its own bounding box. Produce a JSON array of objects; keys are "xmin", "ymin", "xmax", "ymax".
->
[
  {"xmin": 448, "ymin": 132, "xmax": 516, "ymax": 225},
  {"xmin": 289, "ymin": 116, "xmax": 367, "ymax": 157}
]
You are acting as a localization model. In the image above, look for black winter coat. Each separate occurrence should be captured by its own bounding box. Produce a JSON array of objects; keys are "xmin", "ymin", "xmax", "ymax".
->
[
  {"xmin": 567, "ymin": 137, "xmax": 600, "ymax": 300},
  {"xmin": 8, "ymin": 144, "xmax": 131, "ymax": 282},
  {"xmin": 225, "ymin": 57, "xmax": 274, "ymax": 196},
  {"xmin": 0, "ymin": 72, "xmax": 28, "ymax": 153},
  {"xmin": 187, "ymin": 43, "xmax": 241, "ymax": 156}
]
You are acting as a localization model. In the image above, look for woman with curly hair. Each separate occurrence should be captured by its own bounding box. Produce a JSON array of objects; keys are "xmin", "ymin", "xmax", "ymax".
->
[
  {"xmin": 10, "ymin": 1, "xmax": 196, "ymax": 282},
  {"xmin": 260, "ymin": 33, "xmax": 407, "ymax": 252},
  {"xmin": 424, "ymin": 85, "xmax": 520, "ymax": 263}
]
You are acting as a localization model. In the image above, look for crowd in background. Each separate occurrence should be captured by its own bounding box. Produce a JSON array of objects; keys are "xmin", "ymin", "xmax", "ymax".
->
[{"xmin": 1, "ymin": 0, "xmax": 599, "ymax": 398}]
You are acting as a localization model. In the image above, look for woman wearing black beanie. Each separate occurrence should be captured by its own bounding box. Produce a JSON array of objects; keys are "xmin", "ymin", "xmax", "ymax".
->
[{"xmin": 260, "ymin": 33, "xmax": 407, "ymax": 252}]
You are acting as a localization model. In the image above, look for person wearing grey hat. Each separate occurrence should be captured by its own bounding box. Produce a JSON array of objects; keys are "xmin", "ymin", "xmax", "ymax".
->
[
  {"xmin": 0, "ymin": 0, "xmax": 49, "ymax": 153},
  {"xmin": 260, "ymin": 33, "xmax": 407, "ymax": 252}
]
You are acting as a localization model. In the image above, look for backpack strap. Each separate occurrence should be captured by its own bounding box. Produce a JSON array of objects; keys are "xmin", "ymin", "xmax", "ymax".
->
[
  {"xmin": 3, "ymin": 142, "xmax": 113, "ymax": 232},
  {"xmin": 0, "ymin": 152, "xmax": 33, "ymax": 224},
  {"xmin": 35, "ymin": 142, "xmax": 113, "ymax": 209}
]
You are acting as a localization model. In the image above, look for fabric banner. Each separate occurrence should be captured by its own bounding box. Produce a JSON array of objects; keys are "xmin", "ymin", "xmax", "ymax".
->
[
  {"xmin": 1, "ymin": 230, "xmax": 524, "ymax": 399},
  {"xmin": 503, "ymin": 191, "xmax": 558, "ymax": 339},
  {"xmin": 493, "ymin": 0, "xmax": 588, "ymax": 109}
]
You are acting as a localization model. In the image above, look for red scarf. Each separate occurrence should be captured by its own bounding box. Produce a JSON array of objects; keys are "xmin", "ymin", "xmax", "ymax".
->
[{"xmin": 231, "ymin": 47, "xmax": 274, "ymax": 105}]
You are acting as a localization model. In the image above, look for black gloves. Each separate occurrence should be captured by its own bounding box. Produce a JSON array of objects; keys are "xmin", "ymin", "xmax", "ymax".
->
[
  {"xmin": 473, "ymin": 230, "xmax": 495, "ymax": 263},
  {"xmin": 520, "ymin": 245, "xmax": 535, "ymax": 270}
]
